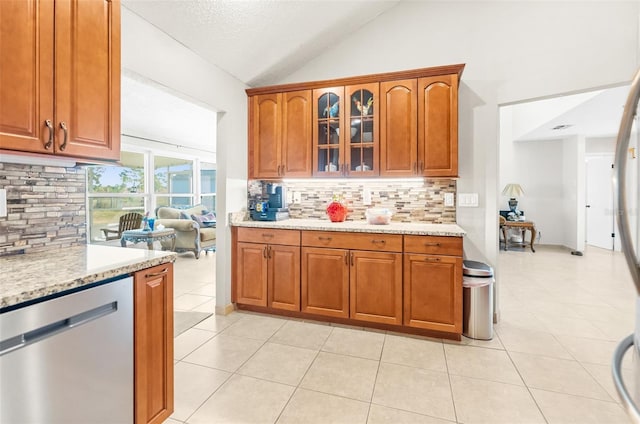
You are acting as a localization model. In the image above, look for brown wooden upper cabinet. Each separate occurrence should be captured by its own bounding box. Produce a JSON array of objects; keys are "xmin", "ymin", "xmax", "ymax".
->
[
  {"xmin": 0, "ymin": 0, "xmax": 121, "ymax": 161},
  {"xmin": 249, "ymin": 90, "xmax": 312, "ymax": 179},
  {"xmin": 246, "ymin": 64, "xmax": 463, "ymax": 179}
]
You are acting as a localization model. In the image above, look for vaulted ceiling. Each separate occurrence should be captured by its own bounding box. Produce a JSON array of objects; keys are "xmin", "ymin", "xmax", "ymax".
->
[{"xmin": 122, "ymin": 0, "xmax": 401, "ymax": 87}]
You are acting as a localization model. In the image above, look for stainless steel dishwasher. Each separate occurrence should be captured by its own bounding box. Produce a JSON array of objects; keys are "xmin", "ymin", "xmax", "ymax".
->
[{"xmin": 0, "ymin": 276, "xmax": 133, "ymax": 424}]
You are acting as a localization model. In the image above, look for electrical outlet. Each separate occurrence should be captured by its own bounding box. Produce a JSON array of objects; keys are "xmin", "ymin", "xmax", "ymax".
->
[
  {"xmin": 0, "ymin": 189, "xmax": 6, "ymax": 217},
  {"xmin": 363, "ymin": 188, "xmax": 372, "ymax": 205},
  {"xmin": 293, "ymin": 191, "xmax": 302, "ymax": 204},
  {"xmin": 444, "ymin": 193, "xmax": 454, "ymax": 207}
]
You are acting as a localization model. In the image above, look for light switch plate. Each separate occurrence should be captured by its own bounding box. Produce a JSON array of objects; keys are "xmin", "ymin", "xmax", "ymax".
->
[
  {"xmin": 0, "ymin": 189, "xmax": 6, "ymax": 217},
  {"xmin": 458, "ymin": 193, "xmax": 479, "ymax": 207},
  {"xmin": 444, "ymin": 193, "xmax": 454, "ymax": 207}
]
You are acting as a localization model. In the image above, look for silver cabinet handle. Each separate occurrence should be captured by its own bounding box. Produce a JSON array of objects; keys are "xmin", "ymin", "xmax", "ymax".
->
[
  {"xmin": 44, "ymin": 119, "xmax": 53, "ymax": 149},
  {"xmin": 614, "ymin": 68, "xmax": 640, "ymax": 294},
  {"xmin": 59, "ymin": 121, "xmax": 68, "ymax": 151}
]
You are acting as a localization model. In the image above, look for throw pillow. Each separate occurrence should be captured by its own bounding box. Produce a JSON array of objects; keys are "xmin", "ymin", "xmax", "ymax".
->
[
  {"xmin": 191, "ymin": 212, "xmax": 216, "ymax": 227},
  {"xmin": 179, "ymin": 211, "xmax": 191, "ymax": 220}
]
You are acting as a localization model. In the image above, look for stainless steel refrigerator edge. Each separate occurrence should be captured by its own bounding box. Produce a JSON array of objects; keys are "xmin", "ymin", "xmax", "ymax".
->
[
  {"xmin": 0, "ymin": 276, "xmax": 134, "ymax": 424},
  {"xmin": 612, "ymin": 67, "xmax": 640, "ymax": 423}
]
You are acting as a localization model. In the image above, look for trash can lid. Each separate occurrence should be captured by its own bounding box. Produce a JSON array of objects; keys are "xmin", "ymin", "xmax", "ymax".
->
[{"xmin": 463, "ymin": 260, "xmax": 494, "ymax": 277}]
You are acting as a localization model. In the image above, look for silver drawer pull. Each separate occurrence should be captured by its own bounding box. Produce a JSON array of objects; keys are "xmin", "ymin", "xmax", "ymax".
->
[
  {"xmin": 424, "ymin": 242, "xmax": 441, "ymax": 247},
  {"xmin": 371, "ymin": 239, "xmax": 386, "ymax": 244},
  {"xmin": 262, "ymin": 233, "xmax": 274, "ymax": 238},
  {"xmin": 424, "ymin": 257, "xmax": 441, "ymax": 262},
  {"xmin": 318, "ymin": 236, "xmax": 332, "ymax": 241}
]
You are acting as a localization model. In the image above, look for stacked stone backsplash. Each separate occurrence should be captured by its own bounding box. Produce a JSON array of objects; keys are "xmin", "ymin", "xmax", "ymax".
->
[
  {"xmin": 0, "ymin": 163, "xmax": 86, "ymax": 256},
  {"xmin": 248, "ymin": 179, "xmax": 456, "ymax": 223}
]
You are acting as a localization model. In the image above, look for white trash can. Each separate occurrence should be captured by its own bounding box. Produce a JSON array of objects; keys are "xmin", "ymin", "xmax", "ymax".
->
[{"xmin": 462, "ymin": 260, "xmax": 494, "ymax": 340}]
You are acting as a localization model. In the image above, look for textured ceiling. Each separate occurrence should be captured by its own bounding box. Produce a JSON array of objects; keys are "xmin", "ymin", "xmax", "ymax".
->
[{"xmin": 122, "ymin": 0, "xmax": 400, "ymax": 87}]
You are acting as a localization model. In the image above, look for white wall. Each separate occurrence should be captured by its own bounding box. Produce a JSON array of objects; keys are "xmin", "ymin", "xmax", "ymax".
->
[
  {"xmin": 562, "ymin": 135, "xmax": 587, "ymax": 251},
  {"xmin": 121, "ymin": 7, "xmax": 248, "ymax": 312},
  {"xmin": 277, "ymin": 1, "xmax": 639, "ymax": 318}
]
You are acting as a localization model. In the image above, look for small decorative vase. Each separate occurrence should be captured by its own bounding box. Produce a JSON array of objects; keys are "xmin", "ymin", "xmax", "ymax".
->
[{"xmin": 326, "ymin": 196, "xmax": 347, "ymax": 222}]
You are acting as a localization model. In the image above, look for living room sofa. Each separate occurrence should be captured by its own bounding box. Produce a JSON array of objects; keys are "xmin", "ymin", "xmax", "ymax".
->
[{"xmin": 155, "ymin": 205, "xmax": 216, "ymax": 259}]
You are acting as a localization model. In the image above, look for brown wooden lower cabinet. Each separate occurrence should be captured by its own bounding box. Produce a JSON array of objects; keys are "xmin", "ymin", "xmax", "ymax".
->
[
  {"xmin": 350, "ymin": 250, "xmax": 402, "ymax": 325},
  {"xmin": 134, "ymin": 263, "xmax": 174, "ymax": 424},
  {"xmin": 235, "ymin": 229, "xmax": 464, "ymax": 338},
  {"xmin": 301, "ymin": 247, "xmax": 349, "ymax": 318},
  {"xmin": 403, "ymin": 254, "xmax": 462, "ymax": 333},
  {"xmin": 236, "ymin": 241, "xmax": 301, "ymax": 310}
]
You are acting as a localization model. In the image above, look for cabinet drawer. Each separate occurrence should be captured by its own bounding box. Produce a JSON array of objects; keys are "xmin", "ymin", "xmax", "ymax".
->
[
  {"xmin": 302, "ymin": 231, "xmax": 402, "ymax": 252},
  {"xmin": 237, "ymin": 228, "xmax": 301, "ymax": 246},
  {"xmin": 404, "ymin": 235, "xmax": 462, "ymax": 256}
]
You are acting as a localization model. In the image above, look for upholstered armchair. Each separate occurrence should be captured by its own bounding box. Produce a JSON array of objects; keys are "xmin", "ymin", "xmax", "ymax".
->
[{"xmin": 155, "ymin": 205, "xmax": 216, "ymax": 259}]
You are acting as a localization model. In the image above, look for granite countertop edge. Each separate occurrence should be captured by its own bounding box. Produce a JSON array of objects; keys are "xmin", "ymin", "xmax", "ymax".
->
[
  {"xmin": 1, "ymin": 245, "xmax": 177, "ymax": 311},
  {"xmin": 229, "ymin": 214, "xmax": 465, "ymax": 237}
]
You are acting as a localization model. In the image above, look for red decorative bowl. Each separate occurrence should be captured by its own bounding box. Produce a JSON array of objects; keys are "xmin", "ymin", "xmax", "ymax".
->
[{"xmin": 326, "ymin": 201, "xmax": 347, "ymax": 222}]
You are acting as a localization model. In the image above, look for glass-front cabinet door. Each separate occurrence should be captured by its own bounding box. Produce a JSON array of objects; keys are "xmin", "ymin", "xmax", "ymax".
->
[
  {"xmin": 313, "ymin": 87, "xmax": 344, "ymax": 176},
  {"xmin": 346, "ymin": 83, "xmax": 379, "ymax": 176}
]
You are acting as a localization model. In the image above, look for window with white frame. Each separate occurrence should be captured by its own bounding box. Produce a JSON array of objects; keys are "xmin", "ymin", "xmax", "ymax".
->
[{"xmin": 87, "ymin": 149, "xmax": 216, "ymax": 242}]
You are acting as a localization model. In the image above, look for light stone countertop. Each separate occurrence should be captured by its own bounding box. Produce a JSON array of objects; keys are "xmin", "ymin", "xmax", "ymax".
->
[
  {"xmin": 0, "ymin": 245, "xmax": 176, "ymax": 311},
  {"xmin": 230, "ymin": 216, "xmax": 466, "ymax": 237}
]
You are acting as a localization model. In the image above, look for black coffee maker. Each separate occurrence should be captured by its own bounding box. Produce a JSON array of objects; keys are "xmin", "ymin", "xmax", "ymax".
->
[{"xmin": 266, "ymin": 183, "xmax": 288, "ymax": 210}]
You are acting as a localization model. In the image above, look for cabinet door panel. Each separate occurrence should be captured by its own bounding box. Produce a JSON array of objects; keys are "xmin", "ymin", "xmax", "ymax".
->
[
  {"xmin": 418, "ymin": 75, "xmax": 458, "ymax": 177},
  {"xmin": 281, "ymin": 90, "xmax": 311, "ymax": 177},
  {"xmin": 404, "ymin": 254, "xmax": 462, "ymax": 333},
  {"xmin": 55, "ymin": 0, "xmax": 120, "ymax": 160},
  {"xmin": 134, "ymin": 263, "xmax": 174, "ymax": 424},
  {"xmin": 301, "ymin": 247, "xmax": 349, "ymax": 318},
  {"xmin": 268, "ymin": 244, "xmax": 301, "ymax": 311},
  {"xmin": 312, "ymin": 87, "xmax": 344, "ymax": 177},
  {"xmin": 345, "ymin": 83, "xmax": 379, "ymax": 176},
  {"xmin": 380, "ymin": 79, "xmax": 417, "ymax": 177},
  {"xmin": 350, "ymin": 251, "xmax": 402, "ymax": 325},
  {"xmin": 251, "ymin": 93, "xmax": 281, "ymax": 178},
  {"xmin": 237, "ymin": 242, "xmax": 268, "ymax": 307},
  {"xmin": 0, "ymin": 0, "xmax": 54, "ymax": 153}
]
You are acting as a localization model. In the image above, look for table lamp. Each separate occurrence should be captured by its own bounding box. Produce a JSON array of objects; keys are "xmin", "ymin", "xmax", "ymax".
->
[{"xmin": 502, "ymin": 183, "xmax": 524, "ymax": 213}]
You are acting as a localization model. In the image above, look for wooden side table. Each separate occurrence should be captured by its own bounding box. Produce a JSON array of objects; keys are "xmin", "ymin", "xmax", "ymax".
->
[
  {"xmin": 500, "ymin": 221, "xmax": 536, "ymax": 252},
  {"xmin": 121, "ymin": 229, "xmax": 176, "ymax": 251}
]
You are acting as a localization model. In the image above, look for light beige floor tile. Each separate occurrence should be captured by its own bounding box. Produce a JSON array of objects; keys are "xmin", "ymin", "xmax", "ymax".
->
[
  {"xmin": 269, "ymin": 320, "xmax": 333, "ymax": 350},
  {"xmin": 530, "ymin": 388, "xmax": 629, "ymax": 424},
  {"xmin": 300, "ymin": 352, "xmax": 379, "ymax": 402},
  {"xmin": 582, "ymin": 362, "xmax": 638, "ymax": 406},
  {"xmin": 555, "ymin": 334, "xmax": 620, "ymax": 366},
  {"xmin": 171, "ymin": 362, "xmax": 230, "ymax": 422},
  {"xmin": 190, "ymin": 298, "xmax": 217, "ymax": 313},
  {"xmin": 193, "ymin": 312, "xmax": 242, "ymax": 333},
  {"xmin": 221, "ymin": 313, "xmax": 286, "ymax": 341},
  {"xmin": 182, "ymin": 334, "xmax": 263, "ymax": 372},
  {"xmin": 534, "ymin": 314, "xmax": 609, "ymax": 339},
  {"xmin": 367, "ymin": 404, "xmax": 454, "ymax": 424},
  {"xmin": 277, "ymin": 388, "xmax": 369, "ymax": 424},
  {"xmin": 321, "ymin": 327, "xmax": 385, "ymax": 360},
  {"xmin": 173, "ymin": 328, "xmax": 216, "ymax": 360},
  {"xmin": 372, "ymin": 362, "xmax": 455, "ymax": 421},
  {"xmin": 590, "ymin": 317, "xmax": 636, "ymax": 342},
  {"xmin": 450, "ymin": 375, "xmax": 545, "ymax": 424},
  {"xmin": 495, "ymin": 325, "xmax": 573, "ymax": 359},
  {"xmin": 188, "ymin": 374, "xmax": 294, "ymax": 424},
  {"xmin": 173, "ymin": 293, "xmax": 214, "ymax": 311},
  {"xmin": 444, "ymin": 344, "xmax": 523, "ymax": 385},
  {"xmin": 510, "ymin": 351, "xmax": 612, "ymax": 401},
  {"xmin": 238, "ymin": 342, "xmax": 317, "ymax": 386},
  {"xmin": 188, "ymin": 283, "xmax": 216, "ymax": 296},
  {"xmin": 165, "ymin": 419, "xmax": 183, "ymax": 424},
  {"xmin": 381, "ymin": 334, "xmax": 446, "ymax": 372}
]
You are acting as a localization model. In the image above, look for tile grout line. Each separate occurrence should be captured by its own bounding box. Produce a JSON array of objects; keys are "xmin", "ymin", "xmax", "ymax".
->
[
  {"xmin": 365, "ymin": 331, "xmax": 387, "ymax": 423},
  {"xmin": 271, "ymin": 322, "xmax": 333, "ymax": 423},
  {"xmin": 441, "ymin": 340, "xmax": 460, "ymax": 423}
]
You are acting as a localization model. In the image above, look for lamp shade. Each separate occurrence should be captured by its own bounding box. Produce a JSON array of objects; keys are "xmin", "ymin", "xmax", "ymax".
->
[{"xmin": 502, "ymin": 183, "xmax": 524, "ymax": 198}]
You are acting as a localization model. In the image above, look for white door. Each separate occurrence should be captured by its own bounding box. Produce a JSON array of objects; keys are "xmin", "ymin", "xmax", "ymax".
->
[{"xmin": 586, "ymin": 155, "xmax": 615, "ymax": 250}]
